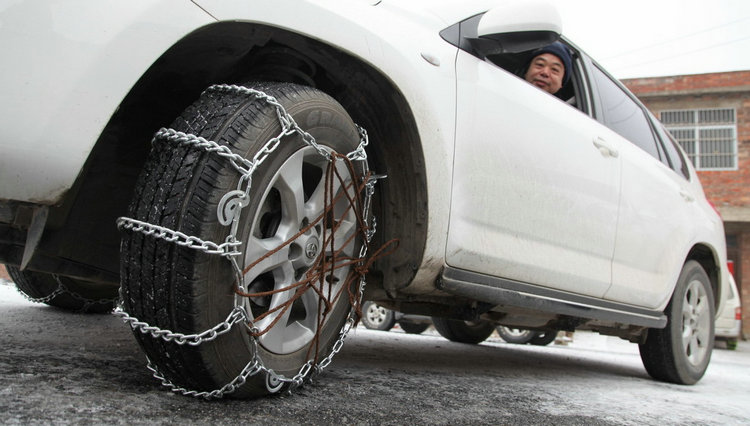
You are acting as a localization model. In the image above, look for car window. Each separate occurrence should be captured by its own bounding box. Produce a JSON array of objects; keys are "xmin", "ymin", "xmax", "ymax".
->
[
  {"xmin": 489, "ymin": 50, "xmax": 582, "ymax": 105},
  {"xmin": 443, "ymin": 13, "xmax": 587, "ymax": 113},
  {"xmin": 654, "ymin": 121, "xmax": 691, "ymax": 180},
  {"xmin": 479, "ymin": 46, "xmax": 588, "ymax": 114},
  {"xmin": 591, "ymin": 65, "xmax": 661, "ymax": 159}
]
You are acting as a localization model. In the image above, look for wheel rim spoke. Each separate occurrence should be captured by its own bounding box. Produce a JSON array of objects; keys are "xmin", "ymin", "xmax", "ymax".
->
[
  {"xmin": 256, "ymin": 262, "xmax": 316, "ymax": 354},
  {"xmin": 305, "ymin": 159, "xmax": 347, "ymax": 218},
  {"xmin": 260, "ymin": 277, "xmax": 319, "ymax": 352},
  {"xmin": 694, "ymin": 294, "xmax": 709, "ymax": 318},
  {"xmin": 244, "ymin": 146, "xmax": 356, "ymax": 355},
  {"xmin": 274, "ymin": 149, "xmax": 306, "ymax": 235},
  {"xmin": 681, "ymin": 279, "xmax": 710, "ymax": 366},
  {"xmin": 244, "ymin": 236, "xmax": 290, "ymax": 283},
  {"xmin": 325, "ymin": 217, "xmax": 358, "ymax": 257}
]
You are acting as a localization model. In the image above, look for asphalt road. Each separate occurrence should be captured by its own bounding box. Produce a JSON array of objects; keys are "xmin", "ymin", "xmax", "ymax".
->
[{"xmin": 1, "ymin": 280, "xmax": 748, "ymax": 425}]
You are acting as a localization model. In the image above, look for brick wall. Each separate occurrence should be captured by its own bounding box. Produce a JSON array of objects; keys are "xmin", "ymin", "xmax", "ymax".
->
[{"xmin": 698, "ymin": 93, "xmax": 750, "ymax": 207}]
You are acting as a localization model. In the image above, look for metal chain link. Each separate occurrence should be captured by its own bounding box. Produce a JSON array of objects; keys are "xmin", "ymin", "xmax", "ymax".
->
[
  {"xmin": 16, "ymin": 282, "xmax": 65, "ymax": 306},
  {"xmin": 116, "ymin": 217, "xmax": 242, "ymax": 257},
  {"xmin": 114, "ymin": 305, "xmax": 248, "ymax": 346},
  {"xmin": 146, "ymin": 357, "xmax": 262, "ymax": 399},
  {"xmin": 151, "ymin": 127, "xmax": 255, "ymax": 174},
  {"xmin": 115, "ymin": 84, "xmax": 380, "ymax": 399},
  {"xmin": 14, "ymin": 274, "xmax": 119, "ymax": 313}
]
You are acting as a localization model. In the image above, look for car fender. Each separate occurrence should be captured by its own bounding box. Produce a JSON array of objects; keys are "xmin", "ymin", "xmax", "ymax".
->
[
  {"xmin": 0, "ymin": 1, "xmax": 215, "ymax": 203},
  {"xmin": 194, "ymin": 0, "xmax": 470, "ymax": 288}
]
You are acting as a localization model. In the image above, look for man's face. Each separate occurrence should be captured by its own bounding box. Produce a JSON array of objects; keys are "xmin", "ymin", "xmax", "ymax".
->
[{"xmin": 524, "ymin": 53, "xmax": 564, "ymax": 95}]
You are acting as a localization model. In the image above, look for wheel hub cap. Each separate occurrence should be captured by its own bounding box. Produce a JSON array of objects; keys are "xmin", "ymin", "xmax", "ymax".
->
[{"xmin": 304, "ymin": 237, "xmax": 320, "ymax": 261}]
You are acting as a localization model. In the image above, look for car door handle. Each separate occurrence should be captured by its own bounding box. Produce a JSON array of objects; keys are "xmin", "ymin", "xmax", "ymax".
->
[
  {"xmin": 679, "ymin": 189, "xmax": 695, "ymax": 202},
  {"xmin": 593, "ymin": 137, "xmax": 619, "ymax": 158}
]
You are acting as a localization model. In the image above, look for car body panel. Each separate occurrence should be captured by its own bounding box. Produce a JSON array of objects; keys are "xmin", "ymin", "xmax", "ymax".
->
[
  {"xmin": 606, "ymin": 142, "xmax": 725, "ymax": 309},
  {"xmin": 583, "ymin": 59, "xmax": 730, "ymax": 311},
  {"xmin": 448, "ymin": 49, "xmax": 620, "ymax": 297},
  {"xmin": 602, "ymin": 128, "xmax": 696, "ymax": 308},
  {"xmin": 0, "ymin": 1, "xmax": 214, "ymax": 203}
]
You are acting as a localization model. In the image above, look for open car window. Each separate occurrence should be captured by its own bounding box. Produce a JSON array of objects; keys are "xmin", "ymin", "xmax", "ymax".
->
[
  {"xmin": 442, "ymin": 13, "xmax": 588, "ymax": 114},
  {"xmin": 484, "ymin": 45, "xmax": 585, "ymax": 112}
]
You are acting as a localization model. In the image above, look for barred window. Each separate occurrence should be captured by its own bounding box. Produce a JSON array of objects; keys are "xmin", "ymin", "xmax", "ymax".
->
[{"xmin": 660, "ymin": 108, "xmax": 737, "ymax": 170}]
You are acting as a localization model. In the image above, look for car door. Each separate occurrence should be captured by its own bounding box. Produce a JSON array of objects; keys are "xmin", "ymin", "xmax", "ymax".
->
[
  {"xmin": 446, "ymin": 46, "xmax": 621, "ymax": 298},
  {"xmin": 587, "ymin": 64, "xmax": 697, "ymax": 309}
]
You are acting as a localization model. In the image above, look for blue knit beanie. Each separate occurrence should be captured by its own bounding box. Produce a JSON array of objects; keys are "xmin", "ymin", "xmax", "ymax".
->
[{"xmin": 528, "ymin": 42, "xmax": 572, "ymax": 85}]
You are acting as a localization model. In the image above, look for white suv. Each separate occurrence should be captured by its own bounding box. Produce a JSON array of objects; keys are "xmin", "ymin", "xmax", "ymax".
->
[{"xmin": 0, "ymin": 0, "xmax": 734, "ymax": 397}]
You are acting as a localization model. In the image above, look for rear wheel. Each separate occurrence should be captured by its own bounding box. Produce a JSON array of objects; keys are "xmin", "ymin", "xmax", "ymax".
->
[
  {"xmin": 432, "ymin": 317, "xmax": 495, "ymax": 344},
  {"xmin": 120, "ymin": 83, "xmax": 368, "ymax": 398},
  {"xmin": 496, "ymin": 327, "xmax": 535, "ymax": 344},
  {"xmin": 6, "ymin": 266, "xmax": 117, "ymax": 313},
  {"xmin": 361, "ymin": 302, "xmax": 396, "ymax": 331},
  {"xmin": 639, "ymin": 261, "xmax": 715, "ymax": 385}
]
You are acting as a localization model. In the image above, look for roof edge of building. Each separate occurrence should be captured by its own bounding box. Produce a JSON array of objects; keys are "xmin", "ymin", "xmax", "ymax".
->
[
  {"xmin": 622, "ymin": 70, "xmax": 750, "ymax": 98},
  {"xmin": 628, "ymin": 85, "xmax": 750, "ymax": 98}
]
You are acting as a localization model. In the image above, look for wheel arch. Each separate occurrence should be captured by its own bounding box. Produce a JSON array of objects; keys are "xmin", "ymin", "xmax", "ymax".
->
[
  {"xmin": 42, "ymin": 21, "xmax": 427, "ymax": 292},
  {"xmin": 685, "ymin": 243, "xmax": 721, "ymax": 311}
]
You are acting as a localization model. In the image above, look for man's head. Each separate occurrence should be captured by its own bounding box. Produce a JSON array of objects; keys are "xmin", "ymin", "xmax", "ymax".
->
[{"xmin": 523, "ymin": 42, "xmax": 572, "ymax": 95}]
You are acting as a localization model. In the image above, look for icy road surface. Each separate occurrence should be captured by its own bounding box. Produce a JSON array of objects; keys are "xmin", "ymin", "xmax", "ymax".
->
[{"xmin": 1, "ymin": 280, "xmax": 748, "ymax": 425}]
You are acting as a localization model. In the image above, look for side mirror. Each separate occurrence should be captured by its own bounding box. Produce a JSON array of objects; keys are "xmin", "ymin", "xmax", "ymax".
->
[{"xmin": 471, "ymin": 1, "xmax": 562, "ymax": 56}]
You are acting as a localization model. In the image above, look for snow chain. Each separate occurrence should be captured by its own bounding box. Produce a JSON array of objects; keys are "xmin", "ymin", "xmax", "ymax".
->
[
  {"xmin": 114, "ymin": 84, "xmax": 390, "ymax": 399},
  {"xmin": 15, "ymin": 275, "xmax": 119, "ymax": 313}
]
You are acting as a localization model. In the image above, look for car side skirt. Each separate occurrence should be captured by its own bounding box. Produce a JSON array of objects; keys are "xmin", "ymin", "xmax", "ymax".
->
[{"xmin": 439, "ymin": 266, "xmax": 667, "ymax": 329}]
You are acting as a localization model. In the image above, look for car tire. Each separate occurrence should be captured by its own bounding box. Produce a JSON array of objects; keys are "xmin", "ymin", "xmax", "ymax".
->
[
  {"xmin": 398, "ymin": 321, "xmax": 430, "ymax": 334},
  {"xmin": 431, "ymin": 317, "xmax": 495, "ymax": 344},
  {"xmin": 496, "ymin": 326, "xmax": 535, "ymax": 344},
  {"xmin": 361, "ymin": 302, "xmax": 396, "ymax": 331},
  {"xmin": 639, "ymin": 260, "xmax": 715, "ymax": 385},
  {"xmin": 120, "ymin": 82, "xmax": 367, "ymax": 398},
  {"xmin": 528, "ymin": 331, "xmax": 557, "ymax": 346},
  {"xmin": 6, "ymin": 266, "xmax": 118, "ymax": 313}
]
